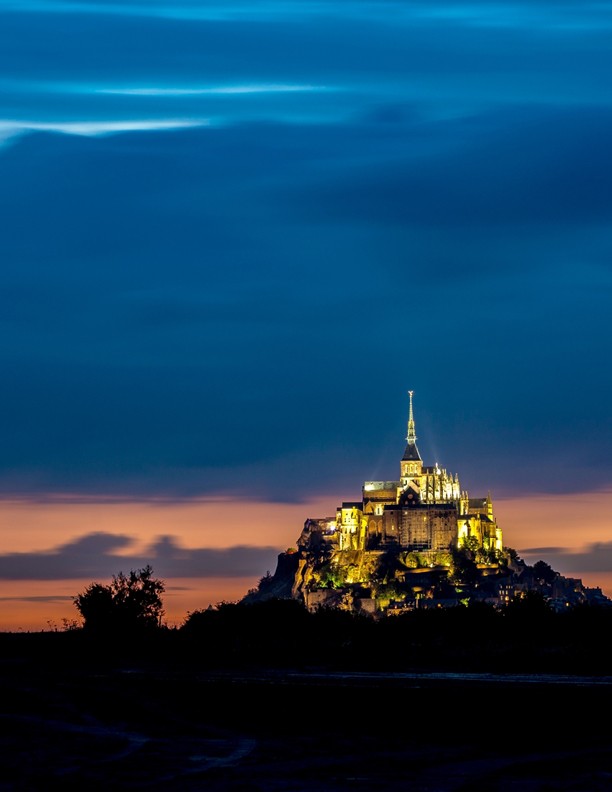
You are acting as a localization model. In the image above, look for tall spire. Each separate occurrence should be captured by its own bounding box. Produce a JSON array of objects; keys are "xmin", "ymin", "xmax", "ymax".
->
[
  {"xmin": 407, "ymin": 390, "xmax": 416, "ymax": 445},
  {"xmin": 401, "ymin": 390, "xmax": 422, "ymax": 462}
]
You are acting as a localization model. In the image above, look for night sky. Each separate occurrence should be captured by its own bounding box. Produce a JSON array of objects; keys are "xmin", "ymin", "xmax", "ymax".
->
[{"xmin": 1, "ymin": 1, "xmax": 611, "ymax": 628}]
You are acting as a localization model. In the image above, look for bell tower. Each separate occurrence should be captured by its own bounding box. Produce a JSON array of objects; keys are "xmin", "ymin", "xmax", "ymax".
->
[{"xmin": 399, "ymin": 391, "xmax": 423, "ymax": 498}]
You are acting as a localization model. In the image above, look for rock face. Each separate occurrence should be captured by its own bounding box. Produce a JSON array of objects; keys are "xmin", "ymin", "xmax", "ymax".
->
[{"xmin": 242, "ymin": 532, "xmax": 612, "ymax": 616}]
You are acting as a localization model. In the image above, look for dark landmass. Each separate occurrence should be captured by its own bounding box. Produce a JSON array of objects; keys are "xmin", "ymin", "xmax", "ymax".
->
[{"xmin": 3, "ymin": 600, "xmax": 612, "ymax": 790}]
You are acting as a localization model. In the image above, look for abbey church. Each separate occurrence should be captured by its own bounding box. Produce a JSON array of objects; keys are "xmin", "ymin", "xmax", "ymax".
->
[
  {"xmin": 244, "ymin": 392, "xmax": 611, "ymax": 614},
  {"xmin": 318, "ymin": 392, "xmax": 502, "ymax": 557}
]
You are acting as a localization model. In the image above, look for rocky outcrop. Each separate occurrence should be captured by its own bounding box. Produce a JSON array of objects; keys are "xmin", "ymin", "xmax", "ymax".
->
[{"xmin": 242, "ymin": 537, "xmax": 612, "ymax": 616}]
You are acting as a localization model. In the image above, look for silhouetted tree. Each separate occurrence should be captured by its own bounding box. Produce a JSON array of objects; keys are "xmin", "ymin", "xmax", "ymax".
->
[
  {"xmin": 449, "ymin": 547, "xmax": 479, "ymax": 585},
  {"xmin": 532, "ymin": 560, "xmax": 557, "ymax": 585},
  {"xmin": 74, "ymin": 565, "xmax": 165, "ymax": 633}
]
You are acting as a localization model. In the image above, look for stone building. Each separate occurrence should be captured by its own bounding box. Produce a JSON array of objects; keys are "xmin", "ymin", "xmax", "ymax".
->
[
  {"xmin": 244, "ymin": 395, "xmax": 612, "ymax": 615},
  {"xmin": 332, "ymin": 392, "xmax": 503, "ymax": 555}
]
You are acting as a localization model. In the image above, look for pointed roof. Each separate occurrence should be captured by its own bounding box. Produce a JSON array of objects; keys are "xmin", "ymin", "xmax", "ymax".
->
[{"xmin": 402, "ymin": 390, "xmax": 422, "ymax": 462}]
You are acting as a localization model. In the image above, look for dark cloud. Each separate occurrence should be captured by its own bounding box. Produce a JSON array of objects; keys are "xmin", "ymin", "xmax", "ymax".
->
[
  {"xmin": 519, "ymin": 547, "xmax": 565, "ymax": 558},
  {"xmin": 0, "ymin": 533, "xmax": 132, "ymax": 580},
  {"xmin": 521, "ymin": 543, "xmax": 612, "ymax": 575},
  {"xmin": 0, "ymin": 1, "xmax": 611, "ymax": 504},
  {"xmin": 7, "ymin": 531, "xmax": 612, "ymax": 599},
  {"xmin": 0, "ymin": 595, "xmax": 73, "ymax": 603},
  {"xmin": 0, "ymin": 532, "xmax": 280, "ymax": 581},
  {"xmin": 292, "ymin": 106, "xmax": 612, "ymax": 230}
]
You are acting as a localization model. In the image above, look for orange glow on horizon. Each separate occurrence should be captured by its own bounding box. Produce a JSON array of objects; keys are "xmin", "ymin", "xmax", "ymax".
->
[
  {"xmin": 0, "ymin": 495, "xmax": 341, "ymax": 554},
  {"xmin": 495, "ymin": 490, "xmax": 612, "ymax": 553},
  {"xmin": 1, "ymin": 490, "xmax": 611, "ymax": 631},
  {"xmin": 0, "ymin": 576, "xmax": 263, "ymax": 632},
  {"xmin": 0, "ymin": 495, "xmax": 341, "ymax": 631}
]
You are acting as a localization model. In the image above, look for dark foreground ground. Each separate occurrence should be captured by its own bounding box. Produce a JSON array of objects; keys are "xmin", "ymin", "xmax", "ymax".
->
[{"xmin": 2, "ymin": 634, "xmax": 612, "ymax": 791}]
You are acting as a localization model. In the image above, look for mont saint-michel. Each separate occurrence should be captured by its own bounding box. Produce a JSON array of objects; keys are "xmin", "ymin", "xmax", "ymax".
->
[
  {"xmin": 3, "ymin": 398, "xmax": 612, "ymax": 790},
  {"xmin": 245, "ymin": 392, "xmax": 610, "ymax": 614}
]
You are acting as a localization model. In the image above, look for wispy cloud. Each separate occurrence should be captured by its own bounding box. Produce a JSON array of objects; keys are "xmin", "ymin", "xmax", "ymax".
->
[
  {"xmin": 0, "ymin": 1, "xmax": 339, "ymax": 20},
  {"xmin": 0, "ymin": 118, "xmax": 209, "ymax": 148},
  {"xmin": 98, "ymin": 84, "xmax": 330, "ymax": 97},
  {"xmin": 0, "ymin": 118, "xmax": 207, "ymax": 140},
  {"xmin": 521, "ymin": 542, "xmax": 612, "ymax": 574},
  {"xmin": 0, "ymin": 594, "xmax": 74, "ymax": 603},
  {"xmin": 2, "ymin": 0, "xmax": 611, "ymax": 29}
]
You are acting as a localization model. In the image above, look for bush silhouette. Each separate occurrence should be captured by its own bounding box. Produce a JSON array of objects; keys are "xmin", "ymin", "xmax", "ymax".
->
[{"xmin": 74, "ymin": 565, "xmax": 165, "ymax": 634}]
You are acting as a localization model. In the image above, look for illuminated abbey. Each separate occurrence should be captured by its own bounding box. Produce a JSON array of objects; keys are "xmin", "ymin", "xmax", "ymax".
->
[
  {"xmin": 314, "ymin": 392, "xmax": 502, "ymax": 557},
  {"xmin": 244, "ymin": 392, "xmax": 610, "ymax": 614}
]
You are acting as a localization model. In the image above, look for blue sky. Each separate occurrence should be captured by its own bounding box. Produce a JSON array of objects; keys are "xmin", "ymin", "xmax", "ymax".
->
[{"xmin": 0, "ymin": 2, "xmax": 611, "ymax": 621}]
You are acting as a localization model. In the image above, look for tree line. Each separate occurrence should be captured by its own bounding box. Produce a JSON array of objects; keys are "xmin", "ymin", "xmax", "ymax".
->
[{"xmin": 64, "ymin": 565, "xmax": 612, "ymax": 675}]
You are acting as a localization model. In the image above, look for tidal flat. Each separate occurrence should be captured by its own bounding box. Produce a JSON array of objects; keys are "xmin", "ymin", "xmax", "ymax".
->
[{"xmin": 2, "ymin": 632, "xmax": 612, "ymax": 791}]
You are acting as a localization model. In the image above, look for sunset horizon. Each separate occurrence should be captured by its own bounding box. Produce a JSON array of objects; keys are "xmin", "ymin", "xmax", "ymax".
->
[
  {"xmin": 2, "ymin": 0, "xmax": 611, "ymax": 632},
  {"xmin": 3, "ymin": 478, "xmax": 612, "ymax": 632}
]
